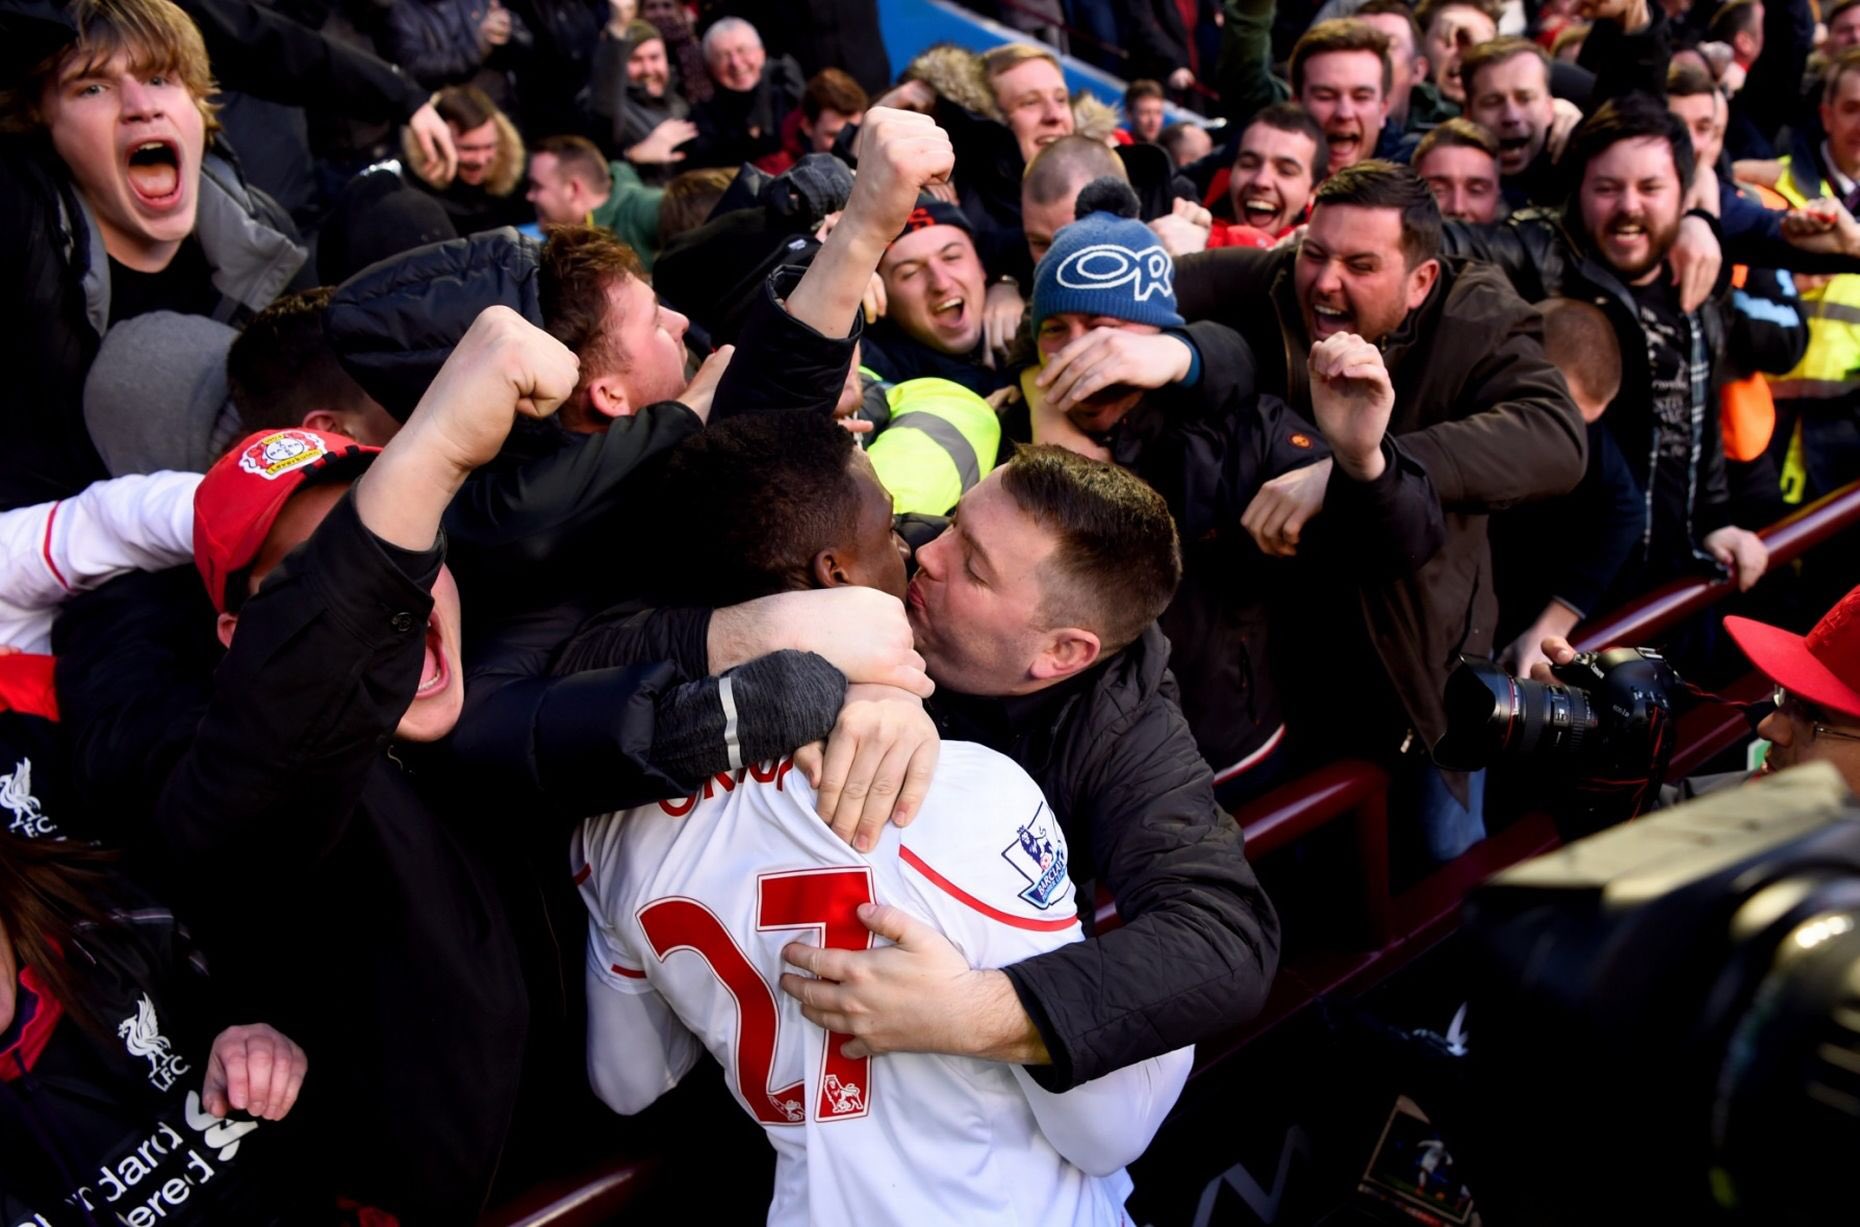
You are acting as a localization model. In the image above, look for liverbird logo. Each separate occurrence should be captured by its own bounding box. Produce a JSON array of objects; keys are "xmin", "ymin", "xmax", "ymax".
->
[
  {"xmin": 0, "ymin": 756, "xmax": 54, "ymax": 838},
  {"xmin": 118, "ymin": 995, "xmax": 189, "ymax": 1091}
]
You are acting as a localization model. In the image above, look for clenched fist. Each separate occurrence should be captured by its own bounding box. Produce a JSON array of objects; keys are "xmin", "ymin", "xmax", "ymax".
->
[
  {"xmin": 846, "ymin": 108, "xmax": 957, "ymax": 243},
  {"xmin": 411, "ymin": 305, "xmax": 581, "ymax": 475},
  {"xmin": 1307, "ymin": 332, "xmax": 1392, "ymax": 481}
]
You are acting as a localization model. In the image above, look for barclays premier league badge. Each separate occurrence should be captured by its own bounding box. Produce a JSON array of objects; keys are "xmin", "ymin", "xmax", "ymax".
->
[{"xmin": 1001, "ymin": 804, "xmax": 1068, "ymax": 910}]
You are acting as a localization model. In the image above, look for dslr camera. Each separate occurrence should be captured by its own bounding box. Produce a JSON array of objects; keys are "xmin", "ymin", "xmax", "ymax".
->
[{"xmin": 1434, "ymin": 647, "xmax": 1685, "ymax": 826}]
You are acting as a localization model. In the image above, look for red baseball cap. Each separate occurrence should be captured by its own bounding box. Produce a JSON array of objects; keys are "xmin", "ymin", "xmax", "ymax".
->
[
  {"xmin": 1725, "ymin": 584, "xmax": 1860, "ymax": 721},
  {"xmin": 194, "ymin": 428, "xmax": 379, "ymax": 614}
]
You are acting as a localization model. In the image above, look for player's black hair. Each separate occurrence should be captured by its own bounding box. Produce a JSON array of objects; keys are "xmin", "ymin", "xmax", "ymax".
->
[{"xmin": 651, "ymin": 411, "xmax": 862, "ymax": 609}]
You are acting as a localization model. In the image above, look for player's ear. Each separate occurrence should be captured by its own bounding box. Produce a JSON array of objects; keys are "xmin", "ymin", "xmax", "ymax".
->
[{"xmin": 812, "ymin": 548, "xmax": 854, "ymax": 589}]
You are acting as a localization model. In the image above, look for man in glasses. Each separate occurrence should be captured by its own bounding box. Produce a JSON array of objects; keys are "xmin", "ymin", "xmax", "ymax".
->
[{"xmin": 1725, "ymin": 586, "xmax": 1860, "ymax": 794}]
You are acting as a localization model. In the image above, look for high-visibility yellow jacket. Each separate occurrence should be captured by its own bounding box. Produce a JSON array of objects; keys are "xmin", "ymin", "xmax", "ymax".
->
[
  {"xmin": 1770, "ymin": 157, "xmax": 1860, "ymax": 406},
  {"xmin": 865, "ymin": 377, "xmax": 1001, "ymax": 517}
]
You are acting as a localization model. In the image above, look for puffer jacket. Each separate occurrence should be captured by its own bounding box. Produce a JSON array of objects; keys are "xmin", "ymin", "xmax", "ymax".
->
[
  {"xmin": 0, "ymin": 136, "xmax": 306, "ymax": 510},
  {"xmin": 937, "ymin": 625, "xmax": 1282, "ymax": 1090},
  {"xmin": 1174, "ymin": 246, "xmax": 1586, "ymax": 779}
]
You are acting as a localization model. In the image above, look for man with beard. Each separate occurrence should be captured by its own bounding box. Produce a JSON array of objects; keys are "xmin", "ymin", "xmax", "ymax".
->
[
  {"xmin": 400, "ymin": 84, "xmax": 532, "ymax": 234},
  {"xmin": 1441, "ymin": 96, "xmax": 1771, "ymax": 601},
  {"xmin": 1173, "ymin": 161, "xmax": 1585, "ymax": 863},
  {"xmin": 1462, "ymin": 38, "xmax": 1564, "ymax": 210},
  {"xmin": 1414, "ymin": 118, "xmax": 1502, "ymax": 222},
  {"xmin": 689, "ymin": 15, "xmax": 802, "ymax": 171},
  {"xmin": 1290, "ymin": 19, "xmax": 1415, "ymax": 172},
  {"xmin": 1024, "ymin": 177, "xmax": 1444, "ymax": 800},
  {"xmin": 0, "ymin": 0, "xmax": 307, "ymax": 509}
]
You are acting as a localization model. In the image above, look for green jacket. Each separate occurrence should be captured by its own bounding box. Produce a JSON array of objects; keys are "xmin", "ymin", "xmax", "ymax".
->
[{"xmin": 589, "ymin": 161, "xmax": 664, "ymax": 271}]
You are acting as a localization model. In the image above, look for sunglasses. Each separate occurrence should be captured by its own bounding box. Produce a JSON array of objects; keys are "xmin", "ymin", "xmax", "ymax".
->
[{"xmin": 1773, "ymin": 686, "xmax": 1860, "ymax": 745}]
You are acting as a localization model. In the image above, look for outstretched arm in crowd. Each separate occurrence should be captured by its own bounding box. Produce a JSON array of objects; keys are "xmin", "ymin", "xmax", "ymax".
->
[
  {"xmin": 710, "ymin": 108, "xmax": 955, "ymax": 421},
  {"xmin": 782, "ymin": 108, "xmax": 956, "ymax": 340}
]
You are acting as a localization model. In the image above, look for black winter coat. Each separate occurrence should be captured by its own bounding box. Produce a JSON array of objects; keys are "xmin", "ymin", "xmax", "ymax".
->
[
  {"xmin": 385, "ymin": 0, "xmax": 530, "ymax": 90},
  {"xmin": 563, "ymin": 604, "xmax": 1283, "ymax": 1091},
  {"xmin": 688, "ymin": 56, "xmax": 804, "ymax": 169},
  {"xmin": 147, "ymin": 494, "xmax": 530, "ymax": 1223},
  {"xmin": 939, "ymin": 627, "xmax": 1281, "ymax": 1089},
  {"xmin": 588, "ymin": 29, "xmax": 693, "ymax": 175},
  {"xmin": 0, "ymin": 137, "xmax": 305, "ymax": 511},
  {"xmin": 1105, "ymin": 322, "xmax": 1446, "ymax": 775},
  {"xmin": 1174, "ymin": 246, "xmax": 1586, "ymax": 770}
]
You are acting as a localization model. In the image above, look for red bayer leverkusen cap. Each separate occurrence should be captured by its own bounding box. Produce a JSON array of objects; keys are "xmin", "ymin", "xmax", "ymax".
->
[
  {"xmin": 1725, "ymin": 583, "xmax": 1860, "ymax": 722},
  {"xmin": 194, "ymin": 427, "xmax": 380, "ymax": 614}
]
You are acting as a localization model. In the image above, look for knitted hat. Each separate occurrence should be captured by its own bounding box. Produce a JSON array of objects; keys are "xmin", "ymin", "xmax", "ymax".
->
[
  {"xmin": 891, "ymin": 196, "xmax": 973, "ymax": 247},
  {"xmin": 623, "ymin": 18, "xmax": 662, "ymax": 45},
  {"xmin": 1030, "ymin": 177, "xmax": 1183, "ymax": 332}
]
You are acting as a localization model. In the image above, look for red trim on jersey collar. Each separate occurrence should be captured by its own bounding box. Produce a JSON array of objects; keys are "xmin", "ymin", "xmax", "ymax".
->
[
  {"xmin": 899, "ymin": 848, "xmax": 1078, "ymax": 932},
  {"xmin": 1, "ymin": 964, "xmax": 66, "ymax": 1081},
  {"xmin": 611, "ymin": 962, "xmax": 646, "ymax": 980}
]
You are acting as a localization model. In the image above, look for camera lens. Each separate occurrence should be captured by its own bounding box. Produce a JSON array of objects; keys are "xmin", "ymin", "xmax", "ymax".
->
[{"xmin": 1435, "ymin": 658, "xmax": 1598, "ymax": 770}]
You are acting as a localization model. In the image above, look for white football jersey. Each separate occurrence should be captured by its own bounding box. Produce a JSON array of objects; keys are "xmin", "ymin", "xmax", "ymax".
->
[{"xmin": 575, "ymin": 741, "xmax": 1191, "ymax": 1227}]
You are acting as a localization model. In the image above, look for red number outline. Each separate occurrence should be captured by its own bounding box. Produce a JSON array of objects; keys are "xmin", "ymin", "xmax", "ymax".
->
[
  {"xmin": 638, "ymin": 896, "xmax": 807, "ymax": 1124},
  {"xmin": 636, "ymin": 866, "xmax": 876, "ymax": 1126},
  {"xmin": 758, "ymin": 867, "xmax": 875, "ymax": 1122}
]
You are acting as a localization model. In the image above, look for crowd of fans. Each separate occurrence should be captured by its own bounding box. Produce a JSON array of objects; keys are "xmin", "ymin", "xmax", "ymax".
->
[{"xmin": 2, "ymin": 0, "xmax": 1860, "ymax": 1221}]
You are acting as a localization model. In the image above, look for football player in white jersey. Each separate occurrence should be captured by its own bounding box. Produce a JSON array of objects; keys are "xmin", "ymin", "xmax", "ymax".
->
[{"xmin": 575, "ymin": 740, "xmax": 1191, "ymax": 1226}]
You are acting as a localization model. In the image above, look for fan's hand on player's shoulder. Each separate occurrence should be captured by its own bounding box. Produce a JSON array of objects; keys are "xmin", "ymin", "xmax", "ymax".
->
[{"xmin": 797, "ymin": 683, "xmax": 940, "ymax": 852}]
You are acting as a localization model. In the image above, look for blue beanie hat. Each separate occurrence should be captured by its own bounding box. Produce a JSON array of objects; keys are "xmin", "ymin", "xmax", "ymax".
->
[{"xmin": 1031, "ymin": 178, "xmax": 1184, "ymax": 333}]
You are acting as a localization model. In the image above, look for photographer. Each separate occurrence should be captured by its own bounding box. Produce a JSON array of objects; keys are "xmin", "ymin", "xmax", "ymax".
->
[{"xmin": 1528, "ymin": 581, "xmax": 1860, "ymax": 796}]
